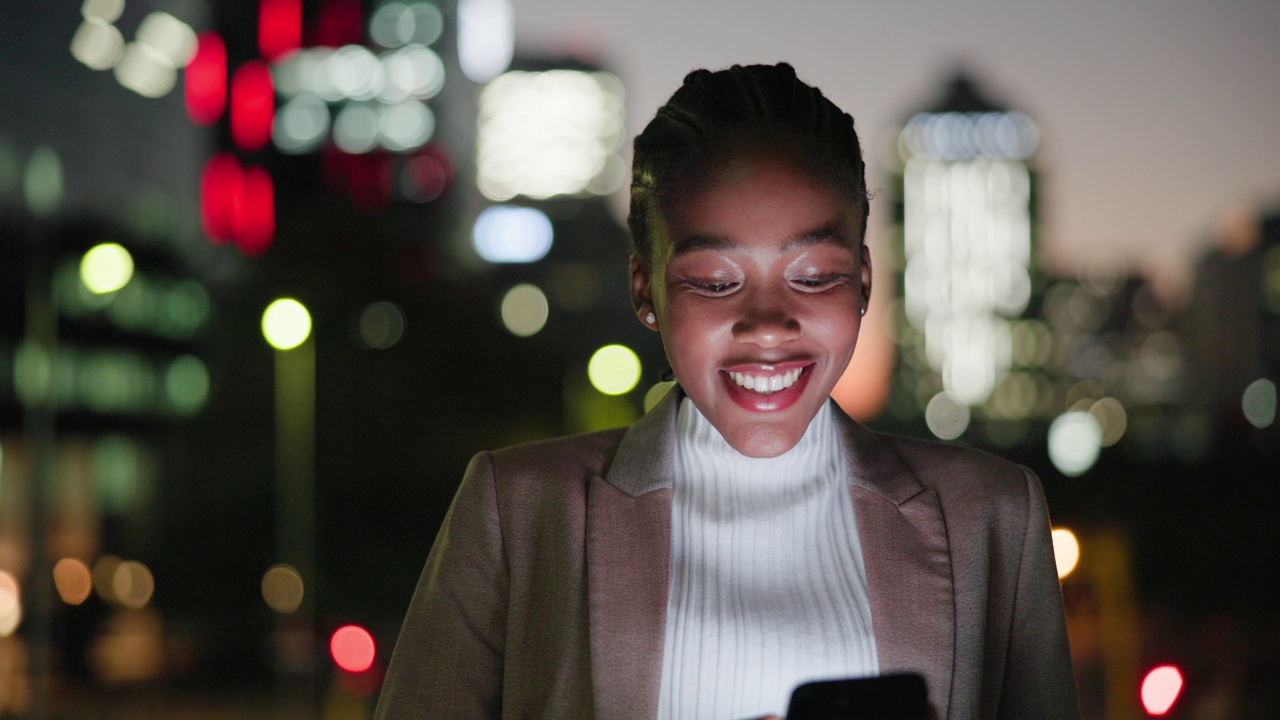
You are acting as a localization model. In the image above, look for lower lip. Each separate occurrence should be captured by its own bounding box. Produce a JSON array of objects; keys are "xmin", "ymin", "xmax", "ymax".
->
[{"xmin": 721, "ymin": 365, "xmax": 813, "ymax": 412}]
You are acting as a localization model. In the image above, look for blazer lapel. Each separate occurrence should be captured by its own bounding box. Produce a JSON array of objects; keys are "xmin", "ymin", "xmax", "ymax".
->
[
  {"xmin": 586, "ymin": 388, "xmax": 680, "ymax": 720},
  {"xmin": 836, "ymin": 408, "xmax": 956, "ymax": 719}
]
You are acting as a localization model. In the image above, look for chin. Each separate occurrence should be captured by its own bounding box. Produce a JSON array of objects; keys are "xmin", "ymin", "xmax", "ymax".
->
[{"xmin": 723, "ymin": 425, "xmax": 806, "ymax": 459}]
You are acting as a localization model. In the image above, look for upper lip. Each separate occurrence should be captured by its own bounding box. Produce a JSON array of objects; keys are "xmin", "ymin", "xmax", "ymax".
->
[{"xmin": 721, "ymin": 358, "xmax": 814, "ymax": 374}]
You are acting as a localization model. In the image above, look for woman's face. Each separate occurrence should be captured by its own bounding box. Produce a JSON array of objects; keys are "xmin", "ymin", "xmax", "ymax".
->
[{"xmin": 631, "ymin": 148, "xmax": 871, "ymax": 458}]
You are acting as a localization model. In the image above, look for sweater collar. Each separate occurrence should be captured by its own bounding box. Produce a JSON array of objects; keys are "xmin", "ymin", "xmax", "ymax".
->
[{"xmin": 605, "ymin": 384, "xmax": 926, "ymax": 506}]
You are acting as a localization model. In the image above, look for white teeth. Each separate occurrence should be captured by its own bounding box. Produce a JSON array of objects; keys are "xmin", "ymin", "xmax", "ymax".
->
[{"xmin": 728, "ymin": 367, "xmax": 803, "ymax": 395}]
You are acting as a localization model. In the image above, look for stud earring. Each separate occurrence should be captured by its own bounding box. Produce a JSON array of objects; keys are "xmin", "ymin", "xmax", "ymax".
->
[
  {"xmin": 645, "ymin": 311, "xmax": 657, "ymax": 325},
  {"xmin": 860, "ymin": 305, "xmax": 867, "ymax": 316}
]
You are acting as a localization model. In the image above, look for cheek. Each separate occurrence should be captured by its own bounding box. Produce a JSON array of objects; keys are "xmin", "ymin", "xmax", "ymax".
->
[{"xmin": 661, "ymin": 305, "xmax": 728, "ymax": 371}]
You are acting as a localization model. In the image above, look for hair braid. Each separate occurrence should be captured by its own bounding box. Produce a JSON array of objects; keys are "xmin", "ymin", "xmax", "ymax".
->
[{"xmin": 628, "ymin": 63, "xmax": 869, "ymax": 263}]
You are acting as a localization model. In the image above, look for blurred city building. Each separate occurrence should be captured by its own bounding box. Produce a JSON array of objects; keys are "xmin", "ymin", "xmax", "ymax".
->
[
  {"xmin": 2, "ymin": 3, "xmax": 1278, "ymax": 718},
  {"xmin": 1184, "ymin": 206, "xmax": 1280, "ymax": 454},
  {"xmin": 5, "ymin": 0, "xmax": 658, "ymax": 716},
  {"xmin": 876, "ymin": 73, "xmax": 1201, "ymax": 481}
]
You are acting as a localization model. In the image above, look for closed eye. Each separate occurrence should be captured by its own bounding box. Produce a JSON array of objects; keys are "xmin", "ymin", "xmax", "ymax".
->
[
  {"xmin": 687, "ymin": 280, "xmax": 738, "ymax": 294},
  {"xmin": 794, "ymin": 274, "xmax": 849, "ymax": 290}
]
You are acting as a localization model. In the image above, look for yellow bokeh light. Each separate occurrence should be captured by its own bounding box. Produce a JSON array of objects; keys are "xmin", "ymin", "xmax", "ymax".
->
[
  {"xmin": 80, "ymin": 242, "xmax": 134, "ymax": 294},
  {"xmin": 643, "ymin": 381, "xmax": 676, "ymax": 412},
  {"xmin": 1088, "ymin": 397, "xmax": 1128, "ymax": 447},
  {"xmin": 587, "ymin": 344, "xmax": 641, "ymax": 396},
  {"xmin": 1051, "ymin": 528, "xmax": 1080, "ymax": 579},
  {"xmin": 53, "ymin": 557, "xmax": 94, "ymax": 605},
  {"xmin": 262, "ymin": 298, "xmax": 312, "ymax": 350},
  {"xmin": 93, "ymin": 554, "xmax": 123, "ymax": 604},
  {"xmin": 113, "ymin": 560, "xmax": 155, "ymax": 609},
  {"xmin": 0, "ymin": 570, "xmax": 21, "ymax": 637},
  {"xmin": 261, "ymin": 564, "xmax": 305, "ymax": 614}
]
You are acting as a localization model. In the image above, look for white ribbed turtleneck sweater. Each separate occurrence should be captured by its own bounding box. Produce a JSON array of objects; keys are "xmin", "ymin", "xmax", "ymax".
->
[{"xmin": 656, "ymin": 398, "xmax": 878, "ymax": 720}]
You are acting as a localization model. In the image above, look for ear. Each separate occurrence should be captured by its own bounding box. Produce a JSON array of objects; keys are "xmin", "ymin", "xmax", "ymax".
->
[
  {"xmin": 859, "ymin": 243, "xmax": 873, "ymax": 313},
  {"xmin": 629, "ymin": 254, "xmax": 659, "ymax": 330}
]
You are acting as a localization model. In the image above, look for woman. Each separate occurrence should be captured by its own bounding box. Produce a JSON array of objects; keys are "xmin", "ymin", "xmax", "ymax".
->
[{"xmin": 375, "ymin": 63, "xmax": 1078, "ymax": 720}]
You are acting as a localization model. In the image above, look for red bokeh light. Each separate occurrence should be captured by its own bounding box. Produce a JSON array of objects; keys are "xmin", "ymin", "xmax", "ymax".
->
[
  {"xmin": 259, "ymin": 0, "xmax": 302, "ymax": 62},
  {"xmin": 237, "ymin": 165, "xmax": 275, "ymax": 255},
  {"xmin": 1140, "ymin": 665, "xmax": 1184, "ymax": 716},
  {"xmin": 330, "ymin": 625, "xmax": 376, "ymax": 673},
  {"xmin": 315, "ymin": 0, "xmax": 364, "ymax": 48},
  {"xmin": 200, "ymin": 153, "xmax": 242, "ymax": 244},
  {"xmin": 230, "ymin": 61, "xmax": 274, "ymax": 152},
  {"xmin": 185, "ymin": 32, "xmax": 226, "ymax": 125},
  {"xmin": 401, "ymin": 145, "xmax": 454, "ymax": 203}
]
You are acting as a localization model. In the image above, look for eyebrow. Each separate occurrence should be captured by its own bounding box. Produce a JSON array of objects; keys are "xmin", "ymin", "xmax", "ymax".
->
[{"xmin": 671, "ymin": 226, "xmax": 851, "ymax": 256}]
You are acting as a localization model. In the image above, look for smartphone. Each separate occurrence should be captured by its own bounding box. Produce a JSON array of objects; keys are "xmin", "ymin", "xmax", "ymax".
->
[{"xmin": 785, "ymin": 673, "xmax": 929, "ymax": 720}]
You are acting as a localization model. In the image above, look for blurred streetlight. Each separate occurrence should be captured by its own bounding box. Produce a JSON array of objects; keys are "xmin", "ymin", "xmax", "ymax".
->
[
  {"xmin": 1051, "ymin": 528, "xmax": 1081, "ymax": 579},
  {"xmin": 1140, "ymin": 665, "xmax": 1184, "ymax": 716},
  {"xmin": 262, "ymin": 298, "xmax": 317, "ymax": 715}
]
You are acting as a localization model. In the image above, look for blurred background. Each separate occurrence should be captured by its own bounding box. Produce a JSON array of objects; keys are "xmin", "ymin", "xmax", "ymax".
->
[{"xmin": 1, "ymin": 0, "xmax": 1278, "ymax": 718}]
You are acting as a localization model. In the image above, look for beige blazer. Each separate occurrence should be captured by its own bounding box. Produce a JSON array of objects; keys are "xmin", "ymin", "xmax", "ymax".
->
[{"xmin": 375, "ymin": 390, "xmax": 1079, "ymax": 719}]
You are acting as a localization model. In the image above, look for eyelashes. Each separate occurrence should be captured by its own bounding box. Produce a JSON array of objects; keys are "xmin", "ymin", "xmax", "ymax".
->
[{"xmin": 683, "ymin": 273, "xmax": 850, "ymax": 296}]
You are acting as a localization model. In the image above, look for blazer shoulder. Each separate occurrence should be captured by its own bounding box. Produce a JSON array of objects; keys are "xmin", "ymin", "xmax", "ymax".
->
[
  {"xmin": 874, "ymin": 431, "xmax": 1036, "ymax": 506},
  {"xmin": 483, "ymin": 427, "xmax": 630, "ymax": 483}
]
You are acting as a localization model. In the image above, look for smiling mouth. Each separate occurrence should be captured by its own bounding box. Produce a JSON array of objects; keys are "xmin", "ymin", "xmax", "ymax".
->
[{"xmin": 726, "ymin": 367, "xmax": 804, "ymax": 395}]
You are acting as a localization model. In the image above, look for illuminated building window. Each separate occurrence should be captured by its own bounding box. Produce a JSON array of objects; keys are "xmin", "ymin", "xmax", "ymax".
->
[
  {"xmin": 900, "ymin": 103, "xmax": 1039, "ymax": 408},
  {"xmin": 476, "ymin": 69, "xmax": 626, "ymax": 201}
]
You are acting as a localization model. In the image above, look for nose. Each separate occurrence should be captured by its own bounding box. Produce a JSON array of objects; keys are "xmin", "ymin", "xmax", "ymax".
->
[{"xmin": 731, "ymin": 292, "xmax": 801, "ymax": 348}]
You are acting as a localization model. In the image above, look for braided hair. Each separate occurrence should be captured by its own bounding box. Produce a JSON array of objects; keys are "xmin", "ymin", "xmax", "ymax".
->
[{"xmin": 628, "ymin": 63, "xmax": 869, "ymax": 264}]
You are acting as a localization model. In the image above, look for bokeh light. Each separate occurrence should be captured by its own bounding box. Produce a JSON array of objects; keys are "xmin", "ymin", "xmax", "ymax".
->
[
  {"xmin": 185, "ymin": 31, "xmax": 227, "ymax": 125},
  {"xmin": 80, "ymin": 243, "xmax": 134, "ymax": 294},
  {"xmin": 114, "ymin": 41, "xmax": 177, "ymax": 98},
  {"xmin": 273, "ymin": 94, "xmax": 330, "ymax": 154},
  {"xmin": 1140, "ymin": 665, "xmax": 1183, "ymax": 716},
  {"xmin": 262, "ymin": 564, "xmax": 305, "ymax": 614},
  {"xmin": 113, "ymin": 560, "xmax": 155, "ymax": 609},
  {"xmin": 472, "ymin": 205, "xmax": 553, "ymax": 263},
  {"xmin": 0, "ymin": 571, "xmax": 20, "ymax": 637},
  {"xmin": 1242, "ymin": 378, "xmax": 1276, "ymax": 429},
  {"xmin": 925, "ymin": 391, "xmax": 970, "ymax": 440},
  {"xmin": 379, "ymin": 100, "xmax": 435, "ymax": 152},
  {"xmin": 259, "ymin": 0, "xmax": 302, "ymax": 61},
  {"xmin": 135, "ymin": 12, "xmax": 197, "ymax": 68},
  {"xmin": 1051, "ymin": 528, "xmax": 1080, "ymax": 579},
  {"xmin": 457, "ymin": 0, "xmax": 513, "ymax": 83},
  {"xmin": 231, "ymin": 61, "xmax": 275, "ymax": 152},
  {"xmin": 83, "ymin": 0, "xmax": 125, "ymax": 23},
  {"xmin": 359, "ymin": 301, "xmax": 407, "ymax": 349},
  {"xmin": 333, "ymin": 103, "xmax": 380, "ymax": 154},
  {"xmin": 381, "ymin": 45, "xmax": 446, "ymax": 101},
  {"xmin": 71, "ymin": 16, "xmax": 125, "ymax": 70},
  {"xmin": 587, "ymin": 345, "xmax": 642, "ymax": 396},
  {"xmin": 164, "ymin": 355, "xmax": 210, "ymax": 415},
  {"xmin": 476, "ymin": 70, "xmax": 626, "ymax": 200},
  {"xmin": 330, "ymin": 625, "xmax": 376, "ymax": 673},
  {"xmin": 262, "ymin": 299, "xmax": 312, "ymax": 351},
  {"xmin": 371, "ymin": 2, "xmax": 445, "ymax": 48},
  {"xmin": 644, "ymin": 381, "xmax": 676, "ymax": 412},
  {"xmin": 1048, "ymin": 411, "xmax": 1103, "ymax": 477},
  {"xmin": 1088, "ymin": 397, "xmax": 1128, "ymax": 447},
  {"xmin": 93, "ymin": 554, "xmax": 123, "ymax": 604},
  {"xmin": 499, "ymin": 284, "xmax": 549, "ymax": 337},
  {"xmin": 53, "ymin": 558, "xmax": 94, "ymax": 605},
  {"xmin": 23, "ymin": 145, "xmax": 63, "ymax": 217}
]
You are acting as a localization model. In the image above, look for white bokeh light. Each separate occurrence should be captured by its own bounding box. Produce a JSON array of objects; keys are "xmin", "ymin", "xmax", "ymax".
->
[
  {"xmin": 477, "ymin": 70, "xmax": 625, "ymax": 201},
  {"xmin": 472, "ymin": 205, "xmax": 553, "ymax": 263},
  {"xmin": 1047, "ymin": 411, "xmax": 1102, "ymax": 477}
]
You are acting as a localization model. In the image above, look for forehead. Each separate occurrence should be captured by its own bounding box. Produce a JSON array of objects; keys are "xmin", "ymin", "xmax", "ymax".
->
[{"xmin": 656, "ymin": 148, "xmax": 862, "ymax": 257}]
